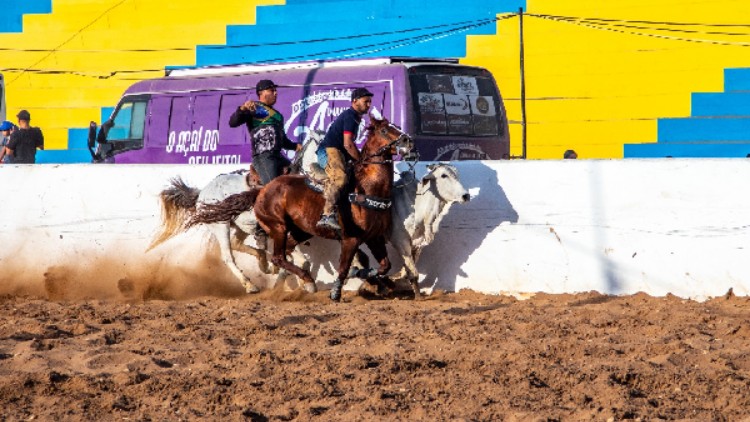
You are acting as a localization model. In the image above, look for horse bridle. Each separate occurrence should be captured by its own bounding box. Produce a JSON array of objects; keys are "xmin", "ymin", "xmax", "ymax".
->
[{"xmin": 358, "ymin": 124, "xmax": 414, "ymax": 166}]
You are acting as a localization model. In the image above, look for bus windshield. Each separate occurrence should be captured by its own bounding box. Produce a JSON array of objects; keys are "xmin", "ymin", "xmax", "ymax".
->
[{"xmin": 108, "ymin": 100, "xmax": 147, "ymax": 141}]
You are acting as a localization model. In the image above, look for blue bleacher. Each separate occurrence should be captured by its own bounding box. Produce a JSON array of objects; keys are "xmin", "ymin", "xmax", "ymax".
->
[
  {"xmin": 624, "ymin": 142, "xmax": 750, "ymax": 158},
  {"xmin": 36, "ymin": 129, "xmax": 93, "ymax": 163},
  {"xmin": 0, "ymin": 0, "xmax": 51, "ymax": 32},
  {"xmin": 691, "ymin": 92, "xmax": 750, "ymax": 117},
  {"xmin": 256, "ymin": 2, "xmax": 502, "ymax": 24},
  {"xmin": 724, "ymin": 68, "xmax": 750, "ymax": 92},
  {"xmin": 196, "ymin": 0, "xmax": 521, "ymax": 66},
  {"xmin": 625, "ymin": 66, "xmax": 750, "ymax": 158},
  {"xmin": 658, "ymin": 116, "xmax": 750, "ymax": 143},
  {"xmin": 37, "ymin": 108, "xmax": 114, "ymax": 164}
]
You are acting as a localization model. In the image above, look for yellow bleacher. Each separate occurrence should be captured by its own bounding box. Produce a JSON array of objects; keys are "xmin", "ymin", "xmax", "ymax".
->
[
  {"xmin": 464, "ymin": 0, "xmax": 750, "ymax": 158},
  {"xmin": 0, "ymin": 0, "xmax": 282, "ymax": 151}
]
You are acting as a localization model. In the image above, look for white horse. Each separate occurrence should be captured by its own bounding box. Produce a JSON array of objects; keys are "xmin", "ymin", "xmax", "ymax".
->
[{"xmin": 146, "ymin": 132, "xmax": 324, "ymax": 294}]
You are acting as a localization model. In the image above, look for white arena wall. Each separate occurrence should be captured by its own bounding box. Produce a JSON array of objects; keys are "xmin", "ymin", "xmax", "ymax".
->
[{"xmin": 0, "ymin": 160, "xmax": 747, "ymax": 300}]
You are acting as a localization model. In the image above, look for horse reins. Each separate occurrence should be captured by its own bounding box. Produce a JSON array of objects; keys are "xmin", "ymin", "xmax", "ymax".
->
[{"xmin": 356, "ymin": 125, "xmax": 411, "ymax": 166}]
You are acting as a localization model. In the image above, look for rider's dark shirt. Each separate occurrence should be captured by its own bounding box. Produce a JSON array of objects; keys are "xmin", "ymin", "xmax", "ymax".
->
[
  {"xmin": 228, "ymin": 102, "xmax": 296, "ymax": 157},
  {"xmin": 317, "ymin": 107, "xmax": 362, "ymax": 162}
]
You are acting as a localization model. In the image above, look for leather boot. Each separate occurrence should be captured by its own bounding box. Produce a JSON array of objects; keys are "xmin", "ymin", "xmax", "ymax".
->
[{"xmin": 316, "ymin": 212, "xmax": 341, "ymax": 231}]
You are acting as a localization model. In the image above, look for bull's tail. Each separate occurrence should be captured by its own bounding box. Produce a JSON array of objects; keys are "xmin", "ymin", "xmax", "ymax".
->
[
  {"xmin": 146, "ymin": 177, "xmax": 201, "ymax": 252},
  {"xmin": 186, "ymin": 188, "xmax": 261, "ymax": 228}
]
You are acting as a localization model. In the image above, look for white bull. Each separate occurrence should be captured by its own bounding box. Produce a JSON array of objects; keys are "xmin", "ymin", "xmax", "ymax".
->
[{"xmin": 387, "ymin": 163, "xmax": 470, "ymax": 297}]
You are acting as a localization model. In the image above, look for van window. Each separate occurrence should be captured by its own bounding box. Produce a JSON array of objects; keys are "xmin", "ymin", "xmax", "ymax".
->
[
  {"xmin": 409, "ymin": 66, "xmax": 502, "ymax": 137},
  {"xmin": 108, "ymin": 101, "xmax": 147, "ymax": 141},
  {"xmin": 147, "ymin": 96, "xmax": 172, "ymax": 146}
]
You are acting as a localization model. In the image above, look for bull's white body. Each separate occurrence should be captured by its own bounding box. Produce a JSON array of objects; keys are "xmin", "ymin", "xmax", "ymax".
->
[{"xmin": 389, "ymin": 164, "xmax": 470, "ymax": 289}]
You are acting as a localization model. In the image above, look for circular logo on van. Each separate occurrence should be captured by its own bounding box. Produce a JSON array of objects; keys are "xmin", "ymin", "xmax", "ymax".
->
[{"xmin": 475, "ymin": 97, "xmax": 490, "ymax": 114}]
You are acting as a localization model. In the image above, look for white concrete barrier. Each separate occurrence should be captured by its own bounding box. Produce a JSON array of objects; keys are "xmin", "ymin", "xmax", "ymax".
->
[{"xmin": 0, "ymin": 160, "xmax": 747, "ymax": 300}]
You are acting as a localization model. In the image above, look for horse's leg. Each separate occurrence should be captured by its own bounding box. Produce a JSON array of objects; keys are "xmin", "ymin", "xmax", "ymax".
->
[
  {"xmin": 208, "ymin": 223, "xmax": 260, "ymax": 294},
  {"xmin": 330, "ymin": 237, "xmax": 361, "ymax": 301},
  {"xmin": 268, "ymin": 224, "xmax": 315, "ymax": 289},
  {"xmin": 233, "ymin": 211, "xmax": 271, "ymax": 274},
  {"xmin": 230, "ymin": 229, "xmax": 271, "ymax": 274},
  {"xmin": 364, "ymin": 236, "xmax": 396, "ymax": 297},
  {"xmin": 275, "ymin": 242, "xmax": 315, "ymax": 293}
]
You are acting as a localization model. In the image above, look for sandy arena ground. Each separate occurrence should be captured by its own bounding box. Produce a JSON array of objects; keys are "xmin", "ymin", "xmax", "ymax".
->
[{"xmin": 1, "ymin": 266, "xmax": 749, "ymax": 422}]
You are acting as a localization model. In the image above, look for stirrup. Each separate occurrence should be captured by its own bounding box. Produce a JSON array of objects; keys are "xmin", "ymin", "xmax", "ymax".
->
[{"xmin": 316, "ymin": 213, "xmax": 341, "ymax": 231}]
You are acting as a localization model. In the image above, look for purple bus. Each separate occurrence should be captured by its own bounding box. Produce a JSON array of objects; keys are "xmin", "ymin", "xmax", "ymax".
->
[{"xmin": 90, "ymin": 58, "xmax": 509, "ymax": 163}]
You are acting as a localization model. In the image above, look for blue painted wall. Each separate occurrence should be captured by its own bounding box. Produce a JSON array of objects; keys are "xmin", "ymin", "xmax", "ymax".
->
[{"xmin": 197, "ymin": 0, "xmax": 520, "ymax": 66}]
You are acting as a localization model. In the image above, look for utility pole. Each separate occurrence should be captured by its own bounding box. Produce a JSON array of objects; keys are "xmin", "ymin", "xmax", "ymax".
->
[{"xmin": 519, "ymin": 7, "xmax": 527, "ymax": 159}]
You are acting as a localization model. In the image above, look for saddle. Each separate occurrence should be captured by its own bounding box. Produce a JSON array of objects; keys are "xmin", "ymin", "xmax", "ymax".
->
[{"xmin": 245, "ymin": 161, "xmax": 293, "ymax": 188}]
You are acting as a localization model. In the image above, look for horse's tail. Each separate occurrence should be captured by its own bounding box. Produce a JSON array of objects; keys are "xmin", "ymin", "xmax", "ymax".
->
[
  {"xmin": 186, "ymin": 188, "xmax": 261, "ymax": 228},
  {"xmin": 146, "ymin": 177, "xmax": 201, "ymax": 252}
]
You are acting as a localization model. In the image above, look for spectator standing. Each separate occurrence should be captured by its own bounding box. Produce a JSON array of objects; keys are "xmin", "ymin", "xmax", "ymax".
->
[
  {"xmin": 0, "ymin": 120, "xmax": 15, "ymax": 164},
  {"xmin": 5, "ymin": 110, "xmax": 44, "ymax": 164},
  {"xmin": 563, "ymin": 149, "xmax": 578, "ymax": 159}
]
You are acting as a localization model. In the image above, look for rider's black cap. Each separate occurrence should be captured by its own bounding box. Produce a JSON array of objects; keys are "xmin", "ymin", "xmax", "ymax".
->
[{"xmin": 351, "ymin": 87, "xmax": 374, "ymax": 101}]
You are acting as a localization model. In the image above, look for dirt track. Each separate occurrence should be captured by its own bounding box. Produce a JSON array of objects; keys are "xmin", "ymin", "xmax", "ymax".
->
[{"xmin": 1, "ymin": 285, "xmax": 750, "ymax": 421}]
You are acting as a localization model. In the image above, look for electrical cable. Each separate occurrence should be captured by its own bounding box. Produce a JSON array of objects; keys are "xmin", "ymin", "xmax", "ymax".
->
[
  {"xmin": 0, "ymin": 16, "xmax": 507, "ymax": 53},
  {"xmin": 530, "ymin": 14, "xmax": 750, "ymax": 47},
  {"xmin": 0, "ymin": 15, "xmax": 516, "ymax": 80}
]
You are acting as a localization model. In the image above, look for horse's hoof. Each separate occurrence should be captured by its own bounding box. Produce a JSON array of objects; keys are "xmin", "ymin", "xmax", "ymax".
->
[
  {"xmin": 411, "ymin": 281, "xmax": 422, "ymax": 300},
  {"xmin": 303, "ymin": 282, "xmax": 317, "ymax": 294},
  {"xmin": 244, "ymin": 283, "xmax": 261, "ymax": 294},
  {"xmin": 377, "ymin": 285, "xmax": 392, "ymax": 297},
  {"xmin": 329, "ymin": 289, "xmax": 341, "ymax": 302},
  {"xmin": 329, "ymin": 278, "xmax": 344, "ymax": 301}
]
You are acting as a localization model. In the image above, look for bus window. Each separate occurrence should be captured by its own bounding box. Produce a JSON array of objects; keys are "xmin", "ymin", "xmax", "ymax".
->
[{"xmin": 146, "ymin": 96, "xmax": 172, "ymax": 147}]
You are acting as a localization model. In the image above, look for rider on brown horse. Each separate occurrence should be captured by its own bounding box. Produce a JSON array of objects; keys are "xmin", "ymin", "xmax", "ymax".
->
[{"xmin": 315, "ymin": 87, "xmax": 374, "ymax": 231}]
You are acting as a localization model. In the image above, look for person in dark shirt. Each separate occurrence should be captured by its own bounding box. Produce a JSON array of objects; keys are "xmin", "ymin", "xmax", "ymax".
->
[
  {"xmin": 315, "ymin": 87, "xmax": 374, "ymax": 231},
  {"xmin": 5, "ymin": 110, "xmax": 44, "ymax": 164},
  {"xmin": 229, "ymin": 79, "xmax": 298, "ymax": 185}
]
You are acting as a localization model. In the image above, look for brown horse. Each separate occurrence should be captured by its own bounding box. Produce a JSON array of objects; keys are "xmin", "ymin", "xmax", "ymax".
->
[
  {"xmin": 193, "ymin": 117, "xmax": 414, "ymax": 301},
  {"xmin": 259, "ymin": 117, "xmax": 413, "ymax": 300}
]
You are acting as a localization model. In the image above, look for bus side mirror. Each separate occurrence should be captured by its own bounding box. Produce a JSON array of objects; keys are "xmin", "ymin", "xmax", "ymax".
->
[
  {"xmin": 87, "ymin": 121, "xmax": 98, "ymax": 149},
  {"xmin": 97, "ymin": 119, "xmax": 113, "ymax": 144},
  {"xmin": 87, "ymin": 121, "xmax": 102, "ymax": 162}
]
